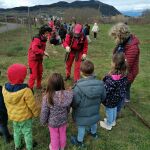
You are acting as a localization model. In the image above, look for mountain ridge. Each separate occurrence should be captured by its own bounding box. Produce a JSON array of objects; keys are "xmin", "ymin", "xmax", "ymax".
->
[{"xmin": 0, "ymin": 0, "xmax": 121, "ymax": 16}]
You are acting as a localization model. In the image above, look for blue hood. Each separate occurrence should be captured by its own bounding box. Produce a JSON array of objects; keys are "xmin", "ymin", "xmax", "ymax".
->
[{"xmin": 5, "ymin": 83, "xmax": 28, "ymax": 92}]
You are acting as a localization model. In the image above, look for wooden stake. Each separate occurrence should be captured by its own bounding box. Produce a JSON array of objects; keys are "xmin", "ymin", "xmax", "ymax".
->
[{"xmin": 126, "ymin": 104, "xmax": 150, "ymax": 129}]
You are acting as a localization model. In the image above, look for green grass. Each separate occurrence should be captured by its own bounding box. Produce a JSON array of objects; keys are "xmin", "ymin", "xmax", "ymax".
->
[{"xmin": 0, "ymin": 24, "xmax": 150, "ymax": 150}]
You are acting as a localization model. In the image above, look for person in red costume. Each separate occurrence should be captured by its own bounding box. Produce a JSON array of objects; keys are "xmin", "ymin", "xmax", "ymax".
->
[
  {"xmin": 28, "ymin": 24, "xmax": 52, "ymax": 90},
  {"xmin": 48, "ymin": 19, "xmax": 54, "ymax": 29},
  {"xmin": 63, "ymin": 24, "xmax": 88, "ymax": 82}
]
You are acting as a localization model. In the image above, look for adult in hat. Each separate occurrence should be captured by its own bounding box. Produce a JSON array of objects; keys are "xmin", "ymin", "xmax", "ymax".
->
[{"xmin": 63, "ymin": 24, "xmax": 88, "ymax": 82}]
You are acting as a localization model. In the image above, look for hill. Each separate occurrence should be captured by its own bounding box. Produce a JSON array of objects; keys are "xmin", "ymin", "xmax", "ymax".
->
[{"xmin": 0, "ymin": 0, "xmax": 121, "ymax": 16}]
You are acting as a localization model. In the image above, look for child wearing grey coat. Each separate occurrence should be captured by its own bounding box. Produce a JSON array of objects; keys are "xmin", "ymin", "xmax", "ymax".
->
[{"xmin": 71, "ymin": 60, "xmax": 106, "ymax": 146}]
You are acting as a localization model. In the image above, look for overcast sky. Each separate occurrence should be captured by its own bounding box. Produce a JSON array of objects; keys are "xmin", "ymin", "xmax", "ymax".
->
[{"xmin": 0, "ymin": 0, "xmax": 150, "ymax": 11}]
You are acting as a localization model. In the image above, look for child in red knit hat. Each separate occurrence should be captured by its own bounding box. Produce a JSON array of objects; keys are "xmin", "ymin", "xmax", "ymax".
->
[{"xmin": 2, "ymin": 64, "xmax": 39, "ymax": 150}]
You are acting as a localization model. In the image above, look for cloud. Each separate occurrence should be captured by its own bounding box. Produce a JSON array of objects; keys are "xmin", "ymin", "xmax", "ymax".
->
[
  {"xmin": 98, "ymin": 0, "xmax": 150, "ymax": 11},
  {"xmin": 0, "ymin": 1, "xmax": 5, "ymax": 8},
  {"xmin": 118, "ymin": 3, "xmax": 150, "ymax": 11}
]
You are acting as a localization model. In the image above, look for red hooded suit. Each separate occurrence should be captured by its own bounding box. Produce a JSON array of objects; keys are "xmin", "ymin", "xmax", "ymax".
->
[
  {"xmin": 63, "ymin": 24, "xmax": 88, "ymax": 82},
  {"xmin": 28, "ymin": 36, "xmax": 46, "ymax": 89}
]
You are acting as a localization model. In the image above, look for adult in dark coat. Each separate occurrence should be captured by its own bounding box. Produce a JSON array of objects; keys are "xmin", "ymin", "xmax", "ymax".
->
[
  {"xmin": 0, "ymin": 86, "xmax": 12, "ymax": 143},
  {"xmin": 83, "ymin": 24, "xmax": 91, "ymax": 43},
  {"xmin": 59, "ymin": 24, "xmax": 67, "ymax": 43}
]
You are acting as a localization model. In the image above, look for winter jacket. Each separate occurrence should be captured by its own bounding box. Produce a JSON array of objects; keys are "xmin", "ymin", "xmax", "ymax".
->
[
  {"xmin": 0, "ymin": 86, "xmax": 8, "ymax": 125},
  {"xmin": 48, "ymin": 20, "xmax": 54, "ymax": 28},
  {"xmin": 124, "ymin": 35, "xmax": 140, "ymax": 83},
  {"xmin": 40, "ymin": 90, "xmax": 73, "ymax": 128},
  {"xmin": 83, "ymin": 27, "xmax": 90, "ymax": 36},
  {"xmin": 72, "ymin": 75, "xmax": 106, "ymax": 126},
  {"xmin": 59, "ymin": 28, "xmax": 67, "ymax": 40},
  {"xmin": 2, "ymin": 83, "xmax": 39, "ymax": 122},
  {"xmin": 28, "ymin": 35, "xmax": 46, "ymax": 62},
  {"xmin": 63, "ymin": 33, "xmax": 88, "ymax": 54},
  {"xmin": 102, "ymin": 75, "xmax": 128, "ymax": 108},
  {"xmin": 92, "ymin": 24, "xmax": 99, "ymax": 33}
]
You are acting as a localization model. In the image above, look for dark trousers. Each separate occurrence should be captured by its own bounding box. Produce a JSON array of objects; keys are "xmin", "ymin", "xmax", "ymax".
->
[
  {"xmin": 117, "ymin": 82, "xmax": 132, "ymax": 112},
  {"xmin": 94, "ymin": 32, "xmax": 97, "ymax": 39},
  {"xmin": 117, "ymin": 99, "xmax": 125, "ymax": 113},
  {"xmin": 126, "ymin": 83, "xmax": 131, "ymax": 100},
  {"xmin": 0, "ymin": 124, "xmax": 11, "ymax": 141}
]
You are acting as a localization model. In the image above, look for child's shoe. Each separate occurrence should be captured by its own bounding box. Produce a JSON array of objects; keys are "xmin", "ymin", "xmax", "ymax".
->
[
  {"xmin": 49, "ymin": 143, "xmax": 59, "ymax": 150},
  {"xmin": 88, "ymin": 132, "xmax": 98, "ymax": 139},
  {"xmin": 104, "ymin": 118, "xmax": 116, "ymax": 127},
  {"xmin": 33, "ymin": 141, "xmax": 38, "ymax": 148},
  {"xmin": 49, "ymin": 143, "xmax": 52, "ymax": 150},
  {"xmin": 87, "ymin": 129, "xmax": 99, "ymax": 139},
  {"xmin": 100, "ymin": 121, "xmax": 112, "ymax": 130},
  {"xmin": 5, "ymin": 134, "xmax": 13, "ymax": 143},
  {"xmin": 70, "ymin": 136, "xmax": 84, "ymax": 147}
]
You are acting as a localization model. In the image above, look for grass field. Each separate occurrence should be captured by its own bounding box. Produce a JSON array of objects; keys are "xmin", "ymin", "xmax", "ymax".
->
[{"xmin": 0, "ymin": 24, "xmax": 150, "ymax": 150}]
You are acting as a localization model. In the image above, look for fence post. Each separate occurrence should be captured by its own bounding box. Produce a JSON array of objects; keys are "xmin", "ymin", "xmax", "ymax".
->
[{"xmin": 28, "ymin": 7, "xmax": 32, "ymax": 39}]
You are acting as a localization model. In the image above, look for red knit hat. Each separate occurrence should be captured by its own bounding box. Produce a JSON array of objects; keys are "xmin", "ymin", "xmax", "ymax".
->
[
  {"xmin": 7, "ymin": 64, "xmax": 27, "ymax": 84},
  {"xmin": 73, "ymin": 24, "xmax": 83, "ymax": 34}
]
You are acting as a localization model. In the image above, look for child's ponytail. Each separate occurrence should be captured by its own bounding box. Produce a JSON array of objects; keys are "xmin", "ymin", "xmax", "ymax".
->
[{"xmin": 110, "ymin": 52, "xmax": 128, "ymax": 76}]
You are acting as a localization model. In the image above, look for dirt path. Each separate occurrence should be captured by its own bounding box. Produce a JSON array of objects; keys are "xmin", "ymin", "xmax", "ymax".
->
[{"xmin": 0, "ymin": 22, "xmax": 22, "ymax": 33}]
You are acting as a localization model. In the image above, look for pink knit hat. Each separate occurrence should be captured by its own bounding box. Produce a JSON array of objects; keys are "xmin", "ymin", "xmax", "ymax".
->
[{"xmin": 7, "ymin": 64, "xmax": 27, "ymax": 84}]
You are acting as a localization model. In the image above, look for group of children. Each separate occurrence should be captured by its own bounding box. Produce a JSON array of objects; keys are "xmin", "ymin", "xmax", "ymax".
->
[
  {"xmin": 0, "ymin": 51, "xmax": 128, "ymax": 150},
  {"xmin": 48, "ymin": 19, "xmax": 99, "ymax": 46}
]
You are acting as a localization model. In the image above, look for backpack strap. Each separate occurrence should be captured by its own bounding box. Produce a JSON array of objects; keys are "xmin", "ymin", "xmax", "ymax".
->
[{"xmin": 113, "ymin": 35, "xmax": 131, "ymax": 54}]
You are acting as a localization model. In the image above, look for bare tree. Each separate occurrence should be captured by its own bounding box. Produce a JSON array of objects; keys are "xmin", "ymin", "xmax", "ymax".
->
[
  {"xmin": 63, "ymin": 7, "xmax": 101, "ymax": 23},
  {"xmin": 142, "ymin": 9, "xmax": 150, "ymax": 18}
]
